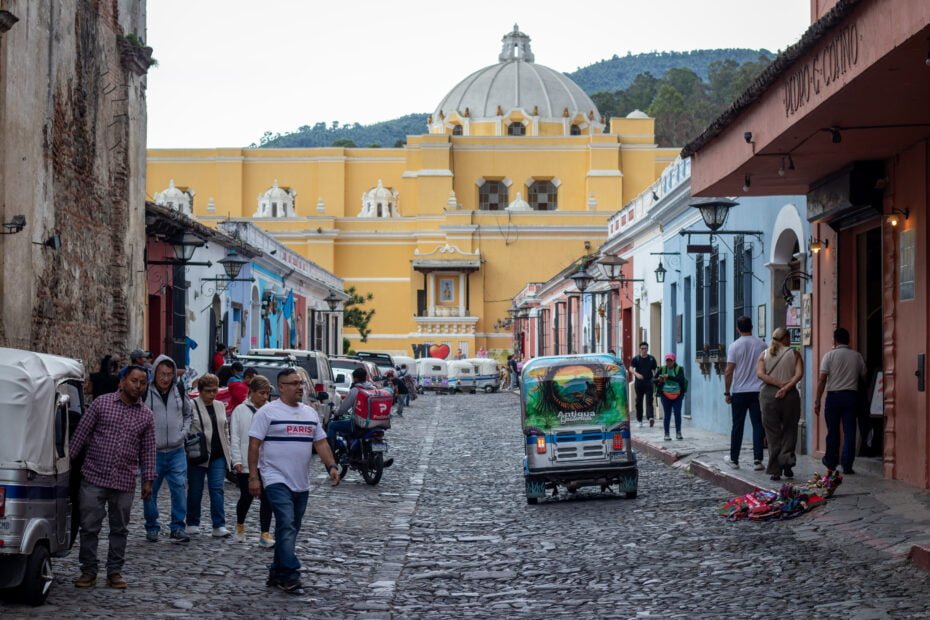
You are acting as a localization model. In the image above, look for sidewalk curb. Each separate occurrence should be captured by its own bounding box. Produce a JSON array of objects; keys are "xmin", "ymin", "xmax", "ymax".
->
[
  {"xmin": 631, "ymin": 437, "xmax": 680, "ymax": 465},
  {"xmin": 908, "ymin": 545, "xmax": 930, "ymax": 572},
  {"xmin": 689, "ymin": 460, "xmax": 761, "ymax": 496}
]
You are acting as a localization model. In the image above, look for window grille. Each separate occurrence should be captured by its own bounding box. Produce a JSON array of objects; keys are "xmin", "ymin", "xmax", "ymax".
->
[
  {"xmin": 528, "ymin": 181, "xmax": 558, "ymax": 211},
  {"xmin": 478, "ymin": 180, "xmax": 507, "ymax": 211}
]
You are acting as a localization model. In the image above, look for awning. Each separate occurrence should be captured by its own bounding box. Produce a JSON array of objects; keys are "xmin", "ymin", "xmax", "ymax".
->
[{"xmin": 682, "ymin": 0, "xmax": 930, "ymax": 197}]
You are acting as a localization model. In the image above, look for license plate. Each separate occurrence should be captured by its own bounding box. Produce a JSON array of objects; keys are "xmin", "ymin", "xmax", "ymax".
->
[
  {"xmin": 370, "ymin": 443, "xmax": 385, "ymax": 452},
  {"xmin": 0, "ymin": 518, "xmax": 10, "ymax": 532}
]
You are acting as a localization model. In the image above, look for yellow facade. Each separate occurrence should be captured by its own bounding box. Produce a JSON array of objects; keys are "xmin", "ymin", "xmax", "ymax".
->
[{"xmin": 146, "ymin": 27, "xmax": 678, "ymax": 357}]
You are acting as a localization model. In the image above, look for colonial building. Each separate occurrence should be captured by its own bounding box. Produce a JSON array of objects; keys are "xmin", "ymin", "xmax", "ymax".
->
[
  {"xmin": 682, "ymin": 0, "xmax": 930, "ymax": 487},
  {"xmin": 147, "ymin": 26, "xmax": 678, "ymax": 358},
  {"xmin": 0, "ymin": 1, "xmax": 148, "ymax": 364}
]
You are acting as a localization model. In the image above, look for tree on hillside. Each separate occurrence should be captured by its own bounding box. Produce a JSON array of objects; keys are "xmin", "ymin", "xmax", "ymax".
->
[
  {"xmin": 331, "ymin": 138, "xmax": 357, "ymax": 147},
  {"xmin": 343, "ymin": 286, "xmax": 375, "ymax": 342}
]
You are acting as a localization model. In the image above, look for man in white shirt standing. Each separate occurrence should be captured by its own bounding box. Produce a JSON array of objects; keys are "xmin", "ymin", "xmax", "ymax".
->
[
  {"xmin": 814, "ymin": 327, "xmax": 867, "ymax": 474},
  {"xmin": 248, "ymin": 368, "xmax": 340, "ymax": 595},
  {"xmin": 724, "ymin": 315, "xmax": 768, "ymax": 470}
]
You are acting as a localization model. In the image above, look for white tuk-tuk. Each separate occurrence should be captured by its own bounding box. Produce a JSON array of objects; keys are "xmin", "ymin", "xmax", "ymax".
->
[
  {"xmin": 416, "ymin": 357, "xmax": 451, "ymax": 393},
  {"xmin": 448, "ymin": 360, "xmax": 477, "ymax": 393},
  {"xmin": 0, "ymin": 348, "xmax": 86, "ymax": 606},
  {"xmin": 464, "ymin": 358, "xmax": 500, "ymax": 393}
]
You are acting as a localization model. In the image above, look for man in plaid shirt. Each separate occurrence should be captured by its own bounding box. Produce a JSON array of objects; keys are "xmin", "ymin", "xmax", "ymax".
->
[{"xmin": 70, "ymin": 365, "xmax": 156, "ymax": 589}]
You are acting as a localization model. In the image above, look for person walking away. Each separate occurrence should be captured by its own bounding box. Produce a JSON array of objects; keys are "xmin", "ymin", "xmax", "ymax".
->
[
  {"xmin": 724, "ymin": 316, "xmax": 768, "ymax": 470},
  {"xmin": 509, "ymin": 355, "xmax": 520, "ymax": 391},
  {"xmin": 398, "ymin": 363, "xmax": 415, "ymax": 405},
  {"xmin": 142, "ymin": 355, "xmax": 193, "ymax": 543},
  {"xmin": 757, "ymin": 328, "xmax": 803, "ymax": 481},
  {"xmin": 90, "ymin": 355, "xmax": 120, "ymax": 400},
  {"xmin": 815, "ymin": 327, "xmax": 867, "ymax": 474},
  {"xmin": 248, "ymin": 368, "xmax": 342, "ymax": 594},
  {"xmin": 129, "ymin": 348, "xmax": 153, "ymax": 380},
  {"xmin": 386, "ymin": 369, "xmax": 406, "ymax": 417},
  {"xmin": 213, "ymin": 344, "xmax": 227, "ymax": 373},
  {"xmin": 230, "ymin": 375, "xmax": 275, "ymax": 547},
  {"xmin": 655, "ymin": 353, "xmax": 687, "ymax": 441},
  {"xmin": 629, "ymin": 342, "xmax": 658, "ymax": 428},
  {"xmin": 227, "ymin": 361, "xmax": 250, "ymax": 411},
  {"xmin": 70, "ymin": 365, "xmax": 155, "ymax": 589},
  {"xmin": 186, "ymin": 373, "xmax": 233, "ymax": 538}
]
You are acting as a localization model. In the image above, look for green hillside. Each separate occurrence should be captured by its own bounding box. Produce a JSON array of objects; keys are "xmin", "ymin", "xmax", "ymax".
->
[{"xmin": 254, "ymin": 48, "xmax": 773, "ymax": 149}]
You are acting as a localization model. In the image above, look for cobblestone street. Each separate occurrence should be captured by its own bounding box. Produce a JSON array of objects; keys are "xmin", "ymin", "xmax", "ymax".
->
[{"xmin": 5, "ymin": 392, "xmax": 930, "ymax": 619}]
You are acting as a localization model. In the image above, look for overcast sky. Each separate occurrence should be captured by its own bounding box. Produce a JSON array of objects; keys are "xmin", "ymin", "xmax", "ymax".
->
[{"xmin": 146, "ymin": 0, "xmax": 810, "ymax": 148}]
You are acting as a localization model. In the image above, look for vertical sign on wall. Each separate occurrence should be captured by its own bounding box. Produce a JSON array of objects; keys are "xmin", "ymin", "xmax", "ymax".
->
[{"xmin": 899, "ymin": 227, "xmax": 915, "ymax": 301}]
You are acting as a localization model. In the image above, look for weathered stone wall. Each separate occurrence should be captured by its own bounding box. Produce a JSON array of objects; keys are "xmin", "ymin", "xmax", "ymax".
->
[{"xmin": 0, "ymin": 0, "xmax": 147, "ymax": 368}]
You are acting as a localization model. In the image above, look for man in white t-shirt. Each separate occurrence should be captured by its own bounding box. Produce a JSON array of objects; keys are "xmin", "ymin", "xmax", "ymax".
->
[
  {"xmin": 248, "ymin": 368, "xmax": 340, "ymax": 594},
  {"xmin": 723, "ymin": 315, "xmax": 768, "ymax": 470}
]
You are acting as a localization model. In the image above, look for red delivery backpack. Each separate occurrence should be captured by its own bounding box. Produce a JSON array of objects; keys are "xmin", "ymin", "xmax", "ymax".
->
[{"xmin": 353, "ymin": 387, "xmax": 393, "ymax": 429}]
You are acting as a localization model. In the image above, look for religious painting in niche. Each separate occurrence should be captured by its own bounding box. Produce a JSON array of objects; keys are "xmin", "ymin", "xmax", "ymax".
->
[{"xmin": 439, "ymin": 278, "xmax": 455, "ymax": 303}]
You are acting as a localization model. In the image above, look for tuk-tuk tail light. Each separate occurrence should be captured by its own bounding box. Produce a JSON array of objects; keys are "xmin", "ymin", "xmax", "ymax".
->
[
  {"xmin": 612, "ymin": 433, "xmax": 624, "ymax": 451},
  {"xmin": 535, "ymin": 436, "xmax": 547, "ymax": 454}
]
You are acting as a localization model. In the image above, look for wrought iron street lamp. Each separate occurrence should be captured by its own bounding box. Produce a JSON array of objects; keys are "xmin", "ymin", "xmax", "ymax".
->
[
  {"xmin": 324, "ymin": 291, "xmax": 342, "ymax": 311},
  {"xmin": 596, "ymin": 254, "xmax": 627, "ymax": 280},
  {"xmin": 171, "ymin": 231, "xmax": 206, "ymax": 262},
  {"xmin": 654, "ymin": 261, "xmax": 667, "ymax": 283},
  {"xmin": 691, "ymin": 198, "xmax": 739, "ymax": 232},
  {"xmin": 570, "ymin": 267, "xmax": 595, "ymax": 292},
  {"xmin": 218, "ymin": 250, "xmax": 248, "ymax": 279}
]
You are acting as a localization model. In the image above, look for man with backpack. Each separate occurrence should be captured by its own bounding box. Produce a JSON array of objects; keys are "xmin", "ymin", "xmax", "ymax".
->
[
  {"xmin": 329, "ymin": 368, "xmax": 394, "ymax": 467},
  {"xmin": 385, "ymin": 369, "xmax": 407, "ymax": 417},
  {"xmin": 142, "ymin": 355, "xmax": 192, "ymax": 544}
]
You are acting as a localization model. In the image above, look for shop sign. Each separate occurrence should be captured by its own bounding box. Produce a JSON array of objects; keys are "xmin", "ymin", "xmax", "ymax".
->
[{"xmin": 783, "ymin": 23, "xmax": 860, "ymax": 118}]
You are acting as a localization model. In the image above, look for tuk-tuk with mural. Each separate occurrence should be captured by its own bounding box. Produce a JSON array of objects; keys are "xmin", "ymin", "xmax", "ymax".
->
[
  {"xmin": 416, "ymin": 357, "xmax": 451, "ymax": 393},
  {"xmin": 0, "ymin": 348, "xmax": 86, "ymax": 605},
  {"xmin": 448, "ymin": 360, "xmax": 477, "ymax": 393},
  {"xmin": 521, "ymin": 353, "xmax": 638, "ymax": 504},
  {"xmin": 464, "ymin": 358, "xmax": 500, "ymax": 393}
]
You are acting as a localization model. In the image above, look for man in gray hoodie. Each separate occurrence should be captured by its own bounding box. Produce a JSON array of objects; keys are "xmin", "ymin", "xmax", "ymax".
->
[{"xmin": 142, "ymin": 355, "xmax": 193, "ymax": 543}]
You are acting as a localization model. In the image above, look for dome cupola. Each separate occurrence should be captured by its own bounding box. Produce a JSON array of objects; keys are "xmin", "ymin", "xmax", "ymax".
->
[{"xmin": 429, "ymin": 25, "xmax": 602, "ymax": 137}]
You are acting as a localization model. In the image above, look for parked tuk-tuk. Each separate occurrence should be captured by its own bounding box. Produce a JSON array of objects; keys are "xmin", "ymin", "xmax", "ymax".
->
[
  {"xmin": 416, "ymin": 357, "xmax": 451, "ymax": 393},
  {"xmin": 448, "ymin": 360, "xmax": 477, "ymax": 393},
  {"xmin": 0, "ymin": 348, "xmax": 86, "ymax": 605},
  {"xmin": 464, "ymin": 358, "xmax": 500, "ymax": 393},
  {"xmin": 392, "ymin": 355, "xmax": 416, "ymax": 373},
  {"xmin": 521, "ymin": 354, "xmax": 637, "ymax": 504}
]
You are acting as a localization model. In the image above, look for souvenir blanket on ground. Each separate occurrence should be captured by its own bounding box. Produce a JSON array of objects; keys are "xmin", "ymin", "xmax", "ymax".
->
[{"xmin": 718, "ymin": 470, "xmax": 843, "ymax": 522}]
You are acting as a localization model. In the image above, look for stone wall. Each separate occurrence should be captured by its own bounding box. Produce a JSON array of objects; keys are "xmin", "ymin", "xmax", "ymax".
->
[{"xmin": 0, "ymin": 0, "xmax": 147, "ymax": 369}]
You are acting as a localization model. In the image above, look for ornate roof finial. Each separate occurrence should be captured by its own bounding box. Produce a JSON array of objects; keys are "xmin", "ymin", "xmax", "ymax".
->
[{"xmin": 499, "ymin": 25, "xmax": 534, "ymax": 63}]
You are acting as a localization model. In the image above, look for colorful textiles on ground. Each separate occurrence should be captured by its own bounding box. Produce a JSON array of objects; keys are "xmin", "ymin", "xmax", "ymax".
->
[{"xmin": 718, "ymin": 470, "xmax": 843, "ymax": 521}]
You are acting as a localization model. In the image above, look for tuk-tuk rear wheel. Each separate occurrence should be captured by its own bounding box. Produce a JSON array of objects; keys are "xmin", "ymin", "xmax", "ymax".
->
[
  {"xmin": 526, "ymin": 497, "xmax": 538, "ymax": 505},
  {"xmin": 18, "ymin": 545, "xmax": 52, "ymax": 606},
  {"xmin": 625, "ymin": 490, "xmax": 638, "ymax": 499}
]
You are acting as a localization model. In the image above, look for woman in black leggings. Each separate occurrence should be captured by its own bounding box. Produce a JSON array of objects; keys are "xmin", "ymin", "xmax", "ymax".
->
[{"xmin": 229, "ymin": 376, "xmax": 274, "ymax": 547}]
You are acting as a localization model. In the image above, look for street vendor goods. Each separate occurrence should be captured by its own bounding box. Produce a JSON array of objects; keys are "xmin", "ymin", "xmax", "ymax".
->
[{"xmin": 718, "ymin": 470, "xmax": 843, "ymax": 521}]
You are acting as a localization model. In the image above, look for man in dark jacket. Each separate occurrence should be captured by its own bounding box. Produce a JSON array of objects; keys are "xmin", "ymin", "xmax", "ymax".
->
[
  {"xmin": 629, "ymin": 342, "xmax": 658, "ymax": 428},
  {"xmin": 142, "ymin": 355, "xmax": 193, "ymax": 543}
]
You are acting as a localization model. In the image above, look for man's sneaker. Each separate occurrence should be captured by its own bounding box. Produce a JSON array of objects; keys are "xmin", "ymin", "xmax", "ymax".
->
[
  {"xmin": 676, "ymin": 434, "xmax": 684, "ymax": 441},
  {"xmin": 753, "ymin": 461, "xmax": 765, "ymax": 471},
  {"xmin": 783, "ymin": 467, "xmax": 795, "ymax": 478},
  {"xmin": 235, "ymin": 523, "xmax": 246, "ymax": 542},
  {"xmin": 212, "ymin": 526, "xmax": 231, "ymax": 538},
  {"xmin": 276, "ymin": 580, "xmax": 303, "ymax": 595},
  {"xmin": 664, "ymin": 435, "xmax": 672, "ymax": 441},
  {"xmin": 169, "ymin": 529, "xmax": 190, "ymax": 543},
  {"xmin": 638, "ymin": 421, "xmax": 644, "ymax": 428},
  {"xmin": 259, "ymin": 532, "xmax": 275, "ymax": 548},
  {"xmin": 145, "ymin": 530, "xmax": 159, "ymax": 542},
  {"xmin": 724, "ymin": 456, "xmax": 740, "ymax": 469},
  {"xmin": 185, "ymin": 525, "xmax": 200, "ymax": 536},
  {"xmin": 74, "ymin": 573, "xmax": 96, "ymax": 588},
  {"xmin": 649, "ymin": 418, "xmax": 655, "ymax": 427},
  {"xmin": 106, "ymin": 574, "xmax": 128, "ymax": 589}
]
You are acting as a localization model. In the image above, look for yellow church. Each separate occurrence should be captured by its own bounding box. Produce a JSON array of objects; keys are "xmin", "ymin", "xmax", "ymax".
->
[{"xmin": 146, "ymin": 25, "xmax": 678, "ymax": 357}]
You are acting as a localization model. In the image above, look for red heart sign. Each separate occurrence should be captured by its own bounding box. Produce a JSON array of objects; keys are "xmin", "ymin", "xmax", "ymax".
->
[{"xmin": 429, "ymin": 343, "xmax": 450, "ymax": 359}]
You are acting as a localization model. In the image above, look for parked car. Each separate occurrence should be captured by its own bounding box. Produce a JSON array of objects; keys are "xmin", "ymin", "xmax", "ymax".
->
[
  {"xmin": 356, "ymin": 351, "xmax": 395, "ymax": 376},
  {"xmin": 235, "ymin": 355, "xmax": 330, "ymax": 424},
  {"xmin": 330, "ymin": 357, "xmax": 382, "ymax": 401},
  {"xmin": 247, "ymin": 349, "xmax": 337, "ymax": 420}
]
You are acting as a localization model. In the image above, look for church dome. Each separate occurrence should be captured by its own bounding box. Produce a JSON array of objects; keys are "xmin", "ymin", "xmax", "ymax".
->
[{"xmin": 431, "ymin": 25, "xmax": 600, "ymax": 135}]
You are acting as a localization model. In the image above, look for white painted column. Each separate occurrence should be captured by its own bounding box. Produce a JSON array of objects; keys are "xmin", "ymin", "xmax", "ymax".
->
[{"xmin": 458, "ymin": 272, "xmax": 466, "ymax": 317}]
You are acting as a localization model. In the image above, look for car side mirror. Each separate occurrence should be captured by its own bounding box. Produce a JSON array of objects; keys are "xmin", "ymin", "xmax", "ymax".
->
[{"xmin": 334, "ymin": 373, "xmax": 346, "ymax": 384}]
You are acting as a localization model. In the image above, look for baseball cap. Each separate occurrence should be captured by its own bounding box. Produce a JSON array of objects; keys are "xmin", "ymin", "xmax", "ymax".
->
[
  {"xmin": 664, "ymin": 352, "xmax": 677, "ymax": 362},
  {"xmin": 130, "ymin": 349, "xmax": 150, "ymax": 361}
]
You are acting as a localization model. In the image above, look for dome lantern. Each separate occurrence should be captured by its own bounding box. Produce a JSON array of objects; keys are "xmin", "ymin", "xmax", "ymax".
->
[{"xmin": 499, "ymin": 24, "xmax": 534, "ymax": 63}]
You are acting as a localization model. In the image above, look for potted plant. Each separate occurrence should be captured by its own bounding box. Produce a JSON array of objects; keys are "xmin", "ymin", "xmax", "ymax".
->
[{"xmin": 117, "ymin": 32, "xmax": 157, "ymax": 76}]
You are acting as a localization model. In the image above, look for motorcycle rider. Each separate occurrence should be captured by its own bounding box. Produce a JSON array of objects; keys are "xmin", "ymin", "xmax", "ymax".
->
[{"xmin": 329, "ymin": 367, "xmax": 393, "ymax": 468}]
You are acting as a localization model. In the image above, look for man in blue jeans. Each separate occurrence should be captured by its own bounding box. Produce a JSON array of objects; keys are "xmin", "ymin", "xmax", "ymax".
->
[
  {"xmin": 248, "ymin": 368, "xmax": 340, "ymax": 594},
  {"xmin": 724, "ymin": 316, "xmax": 767, "ymax": 470},
  {"xmin": 815, "ymin": 327, "xmax": 867, "ymax": 474},
  {"xmin": 142, "ymin": 355, "xmax": 192, "ymax": 543}
]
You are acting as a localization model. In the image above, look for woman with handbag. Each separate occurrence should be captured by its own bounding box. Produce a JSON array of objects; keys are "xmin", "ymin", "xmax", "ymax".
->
[
  {"xmin": 230, "ymin": 375, "xmax": 274, "ymax": 547},
  {"xmin": 655, "ymin": 352, "xmax": 688, "ymax": 441},
  {"xmin": 757, "ymin": 327, "xmax": 804, "ymax": 481},
  {"xmin": 186, "ymin": 373, "xmax": 233, "ymax": 538}
]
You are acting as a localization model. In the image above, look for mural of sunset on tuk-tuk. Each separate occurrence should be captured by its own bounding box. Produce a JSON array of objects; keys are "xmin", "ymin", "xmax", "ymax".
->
[{"xmin": 522, "ymin": 356, "xmax": 629, "ymax": 431}]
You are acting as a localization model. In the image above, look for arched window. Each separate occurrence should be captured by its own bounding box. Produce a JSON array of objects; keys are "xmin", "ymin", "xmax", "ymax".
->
[
  {"xmin": 478, "ymin": 180, "xmax": 508, "ymax": 211},
  {"xmin": 507, "ymin": 122, "xmax": 526, "ymax": 136},
  {"xmin": 452, "ymin": 124, "xmax": 463, "ymax": 136},
  {"xmin": 570, "ymin": 124, "xmax": 581, "ymax": 136},
  {"xmin": 528, "ymin": 181, "xmax": 558, "ymax": 211}
]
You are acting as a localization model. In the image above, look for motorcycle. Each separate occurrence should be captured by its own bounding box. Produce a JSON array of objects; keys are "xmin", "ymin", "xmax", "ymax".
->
[{"xmin": 331, "ymin": 426, "xmax": 390, "ymax": 485}]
